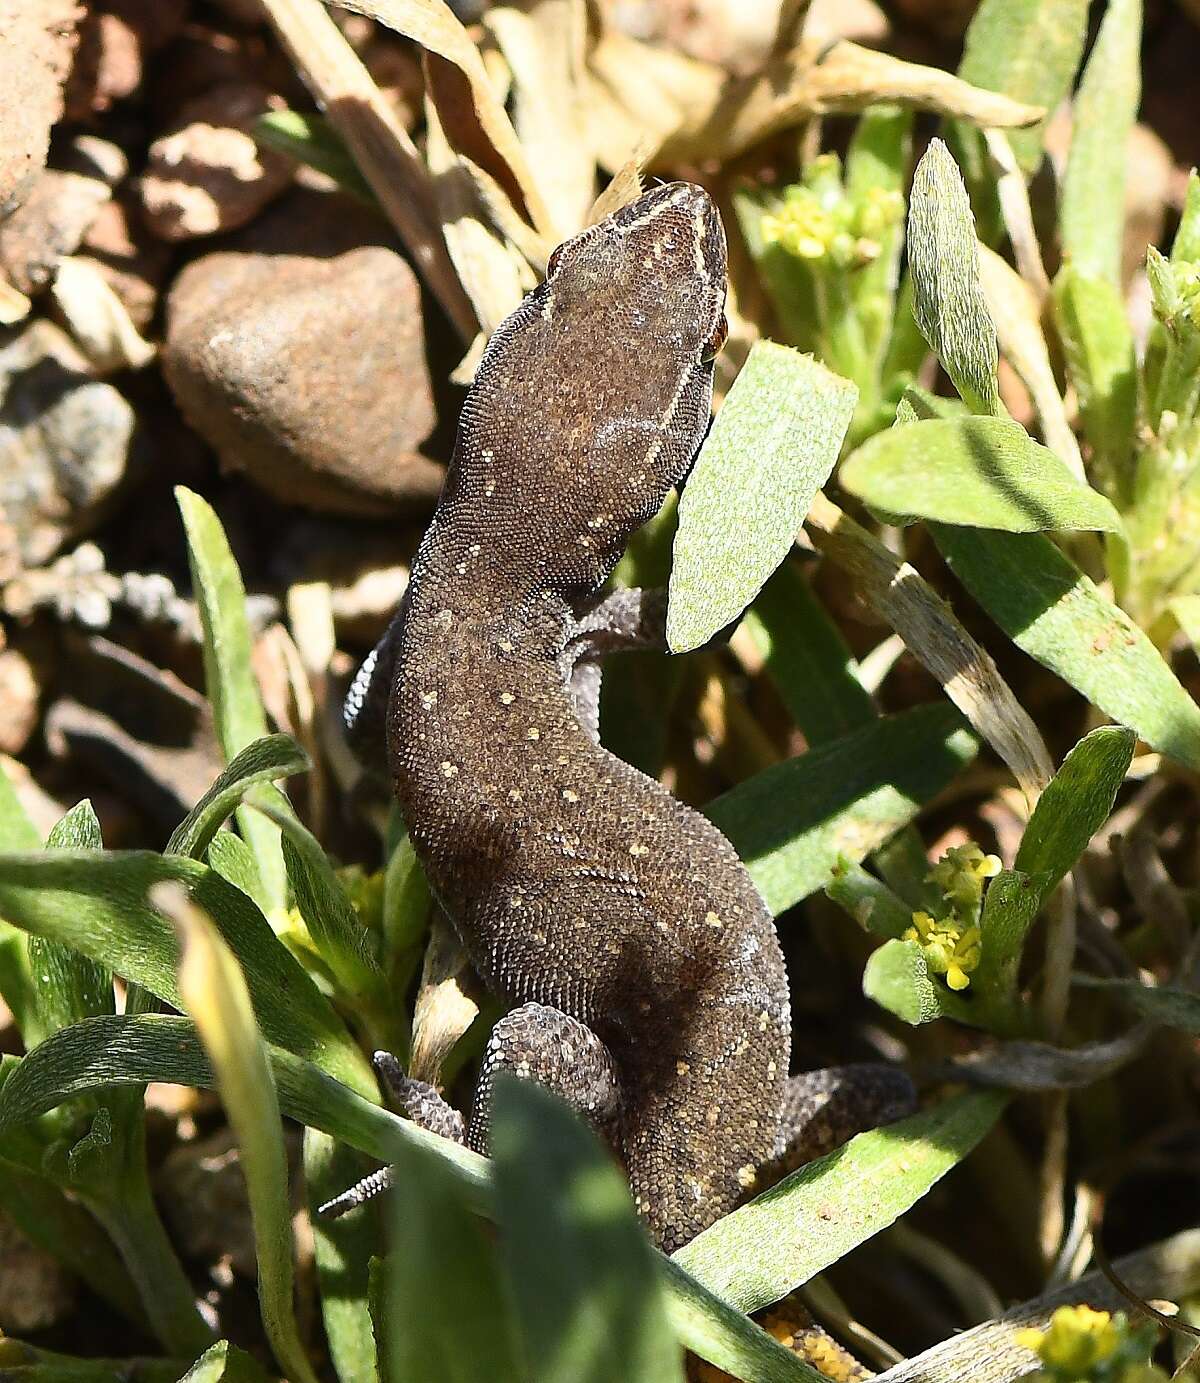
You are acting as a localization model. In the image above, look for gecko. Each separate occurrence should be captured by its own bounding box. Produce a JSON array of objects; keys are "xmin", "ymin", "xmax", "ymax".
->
[{"xmin": 334, "ymin": 182, "xmax": 912, "ymax": 1252}]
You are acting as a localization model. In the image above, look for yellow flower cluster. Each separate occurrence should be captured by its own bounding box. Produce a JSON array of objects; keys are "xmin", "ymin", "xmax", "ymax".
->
[
  {"xmin": 902, "ymin": 842, "xmax": 1000, "ymax": 991},
  {"xmin": 904, "ymin": 912, "xmax": 981, "ymax": 991},
  {"xmin": 1016, "ymin": 1305, "xmax": 1167, "ymax": 1383},
  {"xmin": 761, "ymin": 155, "xmax": 903, "ymax": 271}
]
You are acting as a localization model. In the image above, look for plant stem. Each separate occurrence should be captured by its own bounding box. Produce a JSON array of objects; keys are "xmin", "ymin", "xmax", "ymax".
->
[{"xmin": 88, "ymin": 1178, "xmax": 215, "ymax": 1358}]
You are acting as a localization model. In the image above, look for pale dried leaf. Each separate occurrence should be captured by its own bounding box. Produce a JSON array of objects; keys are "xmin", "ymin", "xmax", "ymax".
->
[
  {"xmin": 327, "ymin": 0, "xmax": 555, "ymax": 236},
  {"xmin": 655, "ymin": 39, "xmax": 1043, "ymax": 164},
  {"xmin": 426, "ymin": 97, "xmax": 530, "ymax": 336},
  {"xmin": 485, "ymin": 0, "xmax": 594, "ymax": 238},
  {"xmin": 458, "ymin": 154, "xmax": 552, "ymax": 273},
  {"xmin": 977, "ymin": 244, "xmax": 1084, "ymax": 480},
  {"xmin": 806, "ymin": 492, "xmax": 1053, "ymax": 802},
  {"xmin": 50, "ymin": 257, "xmax": 155, "ymax": 373},
  {"xmin": 451, "ymin": 331, "xmax": 489, "ymax": 386},
  {"xmin": 585, "ymin": 157, "xmax": 644, "ymax": 226},
  {"xmin": 983, "ymin": 129, "xmax": 1050, "ymax": 300},
  {"xmin": 262, "ymin": 0, "xmax": 476, "ymax": 340},
  {"xmin": 410, "ymin": 911, "xmax": 482, "ymax": 1083}
]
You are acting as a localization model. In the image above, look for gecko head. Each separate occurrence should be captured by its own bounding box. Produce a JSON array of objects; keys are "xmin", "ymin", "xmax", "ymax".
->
[{"xmin": 542, "ymin": 181, "xmax": 728, "ymax": 374}]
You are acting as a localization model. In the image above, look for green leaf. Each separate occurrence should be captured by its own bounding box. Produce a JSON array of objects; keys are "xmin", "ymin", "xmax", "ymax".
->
[
  {"xmin": 672, "ymin": 1091, "xmax": 1007, "ymax": 1314},
  {"xmin": 176, "ymin": 486, "xmax": 287, "ymax": 912},
  {"xmin": 254, "ymin": 110, "xmax": 376, "ymax": 206},
  {"xmin": 1015, "ymin": 726, "xmax": 1136, "ymax": 899},
  {"xmin": 907, "ymin": 138, "xmax": 999, "ymax": 415},
  {"xmin": 178, "ymin": 1340, "xmax": 276, "ymax": 1383},
  {"xmin": 668, "ymin": 342, "xmax": 857, "ymax": 652},
  {"xmin": 0, "ymin": 850, "xmax": 373, "ymax": 1095},
  {"xmin": 738, "ymin": 560, "xmax": 875, "ymax": 744},
  {"xmin": 0, "ymin": 1339, "xmax": 184, "ymax": 1382},
  {"xmin": 707, "ymin": 705, "xmax": 977, "ymax": 916},
  {"xmin": 172, "ymin": 889, "xmax": 321, "ymax": 1383},
  {"xmin": 167, "ymin": 735, "xmax": 310, "ymax": 860},
  {"xmin": 383, "ymin": 1126, "xmax": 525, "ymax": 1383},
  {"xmin": 863, "ymin": 938, "xmax": 964, "ymax": 1026},
  {"xmin": 256, "ymin": 802, "xmax": 382, "ymax": 999},
  {"xmin": 954, "ymin": 0, "xmax": 1089, "ymax": 175},
  {"xmin": 825, "ymin": 859, "xmax": 914, "ymax": 939},
  {"xmin": 933, "ymin": 528, "xmax": 1200, "ymax": 771},
  {"xmin": 973, "ymin": 869, "xmax": 1043, "ymax": 1017},
  {"xmin": 1052, "ymin": 268, "xmax": 1138, "ymax": 496},
  {"xmin": 206, "ymin": 829, "xmax": 269, "ymax": 912},
  {"xmin": 304, "ymin": 1130, "xmax": 381, "ymax": 1383},
  {"xmin": 840, "ymin": 416, "xmax": 1122, "ymax": 533},
  {"xmin": 27, "ymin": 801, "xmax": 113, "ymax": 1047},
  {"xmin": 492, "ymin": 1077, "xmax": 684, "ymax": 1383},
  {"xmin": 1060, "ymin": 0, "xmax": 1142, "ymax": 286},
  {"xmin": 1073, "ymin": 976, "xmax": 1200, "ymax": 1034},
  {"xmin": 1171, "ymin": 168, "xmax": 1200, "ymax": 264}
]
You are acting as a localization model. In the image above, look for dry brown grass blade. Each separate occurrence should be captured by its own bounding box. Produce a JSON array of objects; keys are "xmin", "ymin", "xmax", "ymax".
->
[
  {"xmin": 655, "ymin": 39, "xmax": 1044, "ymax": 164},
  {"xmin": 261, "ymin": 0, "xmax": 477, "ymax": 341},
  {"xmin": 328, "ymin": 0, "xmax": 555, "ymax": 237},
  {"xmin": 806, "ymin": 492, "xmax": 1054, "ymax": 803},
  {"xmin": 585, "ymin": 156, "xmax": 644, "ymax": 226},
  {"xmin": 584, "ymin": 32, "xmax": 722, "ymax": 171},
  {"xmin": 876, "ymin": 1229, "xmax": 1200, "ymax": 1383},
  {"xmin": 458, "ymin": 154, "xmax": 553, "ymax": 272},
  {"xmin": 485, "ymin": 0, "xmax": 594, "ymax": 238},
  {"xmin": 978, "ymin": 243, "xmax": 1084, "ymax": 481},
  {"xmin": 983, "ymin": 129, "xmax": 1051, "ymax": 301},
  {"xmin": 410, "ymin": 910, "xmax": 483, "ymax": 1084},
  {"xmin": 426, "ymin": 94, "xmax": 532, "ymax": 335}
]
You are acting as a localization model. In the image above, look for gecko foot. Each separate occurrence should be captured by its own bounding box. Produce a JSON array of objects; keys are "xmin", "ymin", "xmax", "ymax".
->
[{"xmin": 316, "ymin": 1053, "xmax": 466, "ymax": 1220}]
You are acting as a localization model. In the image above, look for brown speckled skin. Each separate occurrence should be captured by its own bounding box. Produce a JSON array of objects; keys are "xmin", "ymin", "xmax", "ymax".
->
[{"xmin": 386, "ymin": 184, "xmax": 790, "ymax": 1251}]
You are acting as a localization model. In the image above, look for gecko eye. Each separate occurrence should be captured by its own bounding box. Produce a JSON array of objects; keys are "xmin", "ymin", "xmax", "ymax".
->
[{"xmin": 702, "ymin": 313, "xmax": 728, "ymax": 363}]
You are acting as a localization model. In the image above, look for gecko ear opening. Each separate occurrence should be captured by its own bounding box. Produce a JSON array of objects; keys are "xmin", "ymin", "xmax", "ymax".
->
[{"xmin": 702, "ymin": 312, "xmax": 728, "ymax": 363}]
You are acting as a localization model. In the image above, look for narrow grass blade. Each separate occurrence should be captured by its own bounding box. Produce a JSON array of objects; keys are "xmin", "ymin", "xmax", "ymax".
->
[
  {"xmin": 27, "ymin": 801, "xmax": 113, "ymax": 1047},
  {"xmin": 1060, "ymin": 0, "xmax": 1142, "ymax": 286},
  {"xmin": 933, "ymin": 527, "xmax": 1200, "ymax": 771},
  {"xmin": 840, "ymin": 416, "xmax": 1121, "ymax": 533},
  {"xmin": 737, "ymin": 560, "xmax": 875, "ymax": 744},
  {"xmin": 907, "ymin": 138, "xmax": 999, "ymax": 415},
  {"xmin": 1015, "ymin": 726, "xmax": 1136, "ymax": 900},
  {"xmin": 492, "ymin": 1077, "xmax": 684, "ymax": 1383},
  {"xmin": 672, "ymin": 1092, "xmax": 1007, "ymax": 1314},
  {"xmin": 1073, "ymin": 976, "xmax": 1200, "ymax": 1034},
  {"xmin": 708, "ymin": 705, "xmax": 977, "ymax": 916},
  {"xmin": 255, "ymin": 109, "xmax": 376, "ymax": 204},
  {"xmin": 383, "ymin": 1128, "xmax": 525, "ymax": 1383},
  {"xmin": 954, "ymin": 0, "xmax": 1089, "ymax": 176},
  {"xmin": 177, "ymin": 486, "xmax": 287, "ymax": 911},
  {"xmin": 167, "ymin": 736, "xmax": 310, "ymax": 861},
  {"xmin": 668, "ymin": 343, "xmax": 858, "ymax": 653},
  {"xmin": 168, "ymin": 884, "xmax": 321, "ymax": 1383},
  {"xmin": 255, "ymin": 801, "xmax": 383, "ymax": 1000},
  {"xmin": 303, "ymin": 1129, "xmax": 381, "ymax": 1383},
  {"xmin": 0, "ymin": 850, "xmax": 373, "ymax": 1094},
  {"xmin": 1053, "ymin": 268, "xmax": 1138, "ymax": 496}
]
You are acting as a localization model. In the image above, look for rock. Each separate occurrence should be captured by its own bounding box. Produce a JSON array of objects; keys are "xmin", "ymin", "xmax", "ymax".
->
[
  {"xmin": 0, "ymin": 1213, "xmax": 77, "ymax": 1332},
  {"xmin": 163, "ymin": 189, "xmax": 443, "ymax": 514},
  {"xmin": 79, "ymin": 190, "xmax": 173, "ymax": 329},
  {"xmin": 0, "ymin": 169, "xmax": 115, "ymax": 296},
  {"xmin": 0, "ymin": 648, "xmax": 39, "ymax": 755},
  {"xmin": 63, "ymin": 0, "xmax": 188, "ymax": 118},
  {"xmin": 0, "ymin": 0, "xmax": 83, "ymax": 218},
  {"xmin": 140, "ymin": 82, "xmax": 293, "ymax": 242},
  {"xmin": 0, "ymin": 320, "xmax": 137, "ymax": 569}
]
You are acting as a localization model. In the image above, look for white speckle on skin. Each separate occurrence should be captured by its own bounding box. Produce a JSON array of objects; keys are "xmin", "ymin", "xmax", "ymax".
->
[
  {"xmin": 500, "ymin": 691, "xmax": 515, "ymax": 705},
  {"xmin": 562, "ymin": 788, "xmax": 579, "ymax": 803},
  {"xmin": 705, "ymin": 910, "xmax": 722, "ymax": 929},
  {"xmin": 629, "ymin": 842, "xmax": 649, "ymax": 857},
  {"xmin": 526, "ymin": 727, "xmax": 540, "ymax": 741},
  {"xmin": 439, "ymin": 761, "xmax": 458, "ymax": 778},
  {"xmin": 421, "ymin": 690, "xmax": 437, "ymax": 709}
]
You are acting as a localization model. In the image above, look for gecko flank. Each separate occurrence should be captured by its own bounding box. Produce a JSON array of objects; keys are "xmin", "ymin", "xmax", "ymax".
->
[{"xmin": 340, "ymin": 183, "xmax": 910, "ymax": 1251}]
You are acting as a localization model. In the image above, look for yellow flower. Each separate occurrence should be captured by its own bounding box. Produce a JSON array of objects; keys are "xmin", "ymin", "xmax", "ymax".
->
[
  {"xmin": 1019, "ymin": 1306, "xmax": 1121, "ymax": 1376},
  {"xmin": 903, "ymin": 913, "xmax": 981, "ymax": 990},
  {"xmin": 927, "ymin": 842, "xmax": 1001, "ymax": 914}
]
